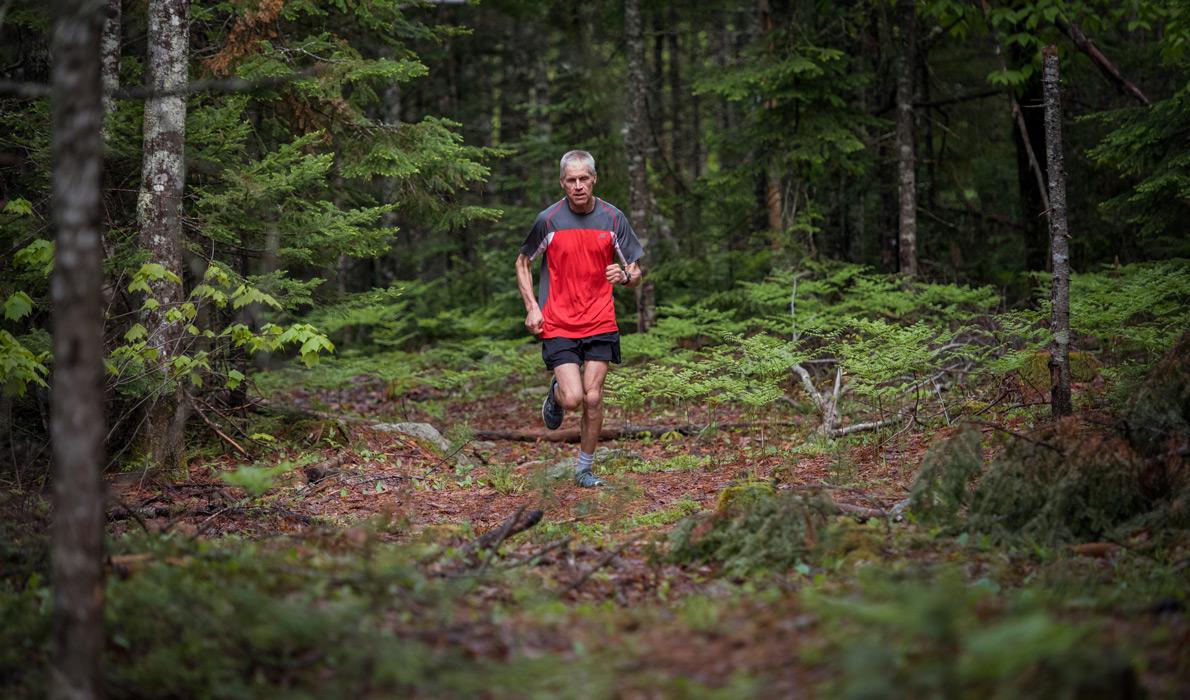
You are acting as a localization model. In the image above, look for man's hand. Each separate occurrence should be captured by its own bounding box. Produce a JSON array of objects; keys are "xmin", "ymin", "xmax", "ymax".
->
[
  {"xmin": 525, "ymin": 308, "xmax": 544, "ymax": 337},
  {"xmin": 604, "ymin": 263, "xmax": 628, "ymax": 286}
]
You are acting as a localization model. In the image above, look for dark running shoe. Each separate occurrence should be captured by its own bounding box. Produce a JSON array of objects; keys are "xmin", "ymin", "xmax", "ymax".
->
[
  {"xmin": 542, "ymin": 378, "xmax": 563, "ymax": 430},
  {"xmin": 575, "ymin": 469, "xmax": 605, "ymax": 487}
]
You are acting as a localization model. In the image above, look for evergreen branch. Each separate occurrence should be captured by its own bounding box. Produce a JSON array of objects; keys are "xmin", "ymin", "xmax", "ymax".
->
[{"xmin": 0, "ymin": 67, "xmax": 321, "ymax": 100}]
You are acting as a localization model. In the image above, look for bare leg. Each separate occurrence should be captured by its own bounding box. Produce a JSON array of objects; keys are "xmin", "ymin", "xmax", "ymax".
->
[
  {"xmin": 579, "ymin": 361, "xmax": 610, "ymax": 456},
  {"xmin": 551, "ymin": 362, "xmax": 584, "ymax": 414}
]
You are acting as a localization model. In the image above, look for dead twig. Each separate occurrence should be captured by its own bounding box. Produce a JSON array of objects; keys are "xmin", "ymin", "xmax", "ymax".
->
[
  {"xmin": 188, "ymin": 395, "xmax": 250, "ymax": 458},
  {"xmin": 464, "ymin": 506, "xmax": 543, "ymax": 556},
  {"xmin": 561, "ymin": 537, "xmax": 639, "ymax": 596}
]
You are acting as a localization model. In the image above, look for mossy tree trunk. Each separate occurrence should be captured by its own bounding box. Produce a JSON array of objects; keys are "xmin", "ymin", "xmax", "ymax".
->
[
  {"xmin": 1042, "ymin": 45, "xmax": 1072, "ymax": 418},
  {"xmin": 50, "ymin": 1, "xmax": 107, "ymax": 696},
  {"xmin": 137, "ymin": 0, "xmax": 190, "ymax": 476}
]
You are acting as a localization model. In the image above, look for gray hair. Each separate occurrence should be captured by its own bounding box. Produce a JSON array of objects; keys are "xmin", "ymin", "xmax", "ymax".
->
[{"xmin": 559, "ymin": 150, "xmax": 596, "ymax": 179}]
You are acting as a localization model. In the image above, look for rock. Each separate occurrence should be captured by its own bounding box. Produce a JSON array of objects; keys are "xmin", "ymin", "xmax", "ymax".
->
[{"xmin": 372, "ymin": 422, "xmax": 451, "ymax": 454}]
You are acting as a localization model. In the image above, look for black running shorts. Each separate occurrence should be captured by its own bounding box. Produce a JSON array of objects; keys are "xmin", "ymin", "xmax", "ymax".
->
[{"xmin": 542, "ymin": 332, "xmax": 621, "ymax": 369}]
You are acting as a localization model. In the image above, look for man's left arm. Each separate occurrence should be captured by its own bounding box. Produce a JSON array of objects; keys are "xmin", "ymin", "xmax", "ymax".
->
[
  {"xmin": 604, "ymin": 261, "xmax": 642, "ymax": 288},
  {"xmin": 611, "ymin": 212, "xmax": 645, "ymax": 289}
]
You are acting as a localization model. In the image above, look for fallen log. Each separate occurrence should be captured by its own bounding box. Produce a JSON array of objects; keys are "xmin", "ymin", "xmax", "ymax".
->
[{"xmin": 473, "ymin": 421, "xmax": 797, "ymax": 443}]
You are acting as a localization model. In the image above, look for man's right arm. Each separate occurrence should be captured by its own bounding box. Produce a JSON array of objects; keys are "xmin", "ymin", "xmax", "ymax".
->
[{"xmin": 516, "ymin": 253, "xmax": 544, "ymax": 337}]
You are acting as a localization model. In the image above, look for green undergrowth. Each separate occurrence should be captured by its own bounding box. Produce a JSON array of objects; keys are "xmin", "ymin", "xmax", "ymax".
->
[
  {"xmin": 2, "ymin": 530, "xmax": 745, "ymax": 700},
  {"xmin": 804, "ymin": 569, "xmax": 1143, "ymax": 699}
]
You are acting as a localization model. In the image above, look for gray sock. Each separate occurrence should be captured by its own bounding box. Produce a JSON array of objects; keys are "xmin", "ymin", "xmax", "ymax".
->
[{"xmin": 576, "ymin": 450, "xmax": 594, "ymax": 474}]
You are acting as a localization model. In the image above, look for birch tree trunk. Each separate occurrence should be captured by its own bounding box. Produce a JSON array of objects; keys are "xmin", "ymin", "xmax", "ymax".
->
[
  {"xmin": 895, "ymin": 0, "xmax": 918, "ymax": 278},
  {"xmin": 137, "ymin": 0, "xmax": 190, "ymax": 476},
  {"xmin": 1042, "ymin": 45, "xmax": 1072, "ymax": 418},
  {"xmin": 49, "ymin": 1, "xmax": 106, "ymax": 697},
  {"xmin": 624, "ymin": 0, "xmax": 656, "ymax": 332}
]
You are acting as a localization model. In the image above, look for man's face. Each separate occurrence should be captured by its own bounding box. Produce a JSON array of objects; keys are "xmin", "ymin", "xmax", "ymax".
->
[{"xmin": 560, "ymin": 162, "xmax": 597, "ymax": 212}]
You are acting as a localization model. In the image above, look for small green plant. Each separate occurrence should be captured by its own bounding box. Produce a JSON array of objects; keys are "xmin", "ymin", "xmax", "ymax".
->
[
  {"xmin": 219, "ymin": 456, "xmax": 312, "ymax": 496},
  {"xmin": 485, "ymin": 463, "xmax": 523, "ymax": 495}
]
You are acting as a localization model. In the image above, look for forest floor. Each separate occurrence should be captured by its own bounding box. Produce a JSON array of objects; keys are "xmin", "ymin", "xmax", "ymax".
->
[{"xmin": 84, "ymin": 375, "xmax": 1189, "ymax": 698}]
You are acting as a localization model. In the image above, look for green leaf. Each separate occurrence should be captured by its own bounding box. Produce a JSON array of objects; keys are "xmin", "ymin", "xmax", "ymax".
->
[
  {"xmin": 3, "ymin": 198, "xmax": 33, "ymax": 215},
  {"xmin": 14, "ymin": 240, "xmax": 53, "ymax": 276},
  {"xmin": 124, "ymin": 323, "xmax": 147, "ymax": 341},
  {"xmin": 226, "ymin": 368, "xmax": 245, "ymax": 390},
  {"xmin": 3, "ymin": 292, "xmax": 34, "ymax": 321}
]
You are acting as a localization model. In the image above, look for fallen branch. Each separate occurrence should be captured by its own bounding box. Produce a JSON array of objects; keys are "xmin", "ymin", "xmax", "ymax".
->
[
  {"xmin": 473, "ymin": 421, "xmax": 796, "ymax": 443},
  {"xmin": 827, "ymin": 412, "xmax": 907, "ymax": 438},
  {"xmin": 189, "ymin": 395, "xmax": 250, "ymax": 458},
  {"xmin": 1055, "ymin": 17, "xmax": 1149, "ymax": 106},
  {"xmin": 833, "ymin": 502, "xmax": 888, "ymax": 520},
  {"xmin": 464, "ymin": 506, "xmax": 543, "ymax": 555}
]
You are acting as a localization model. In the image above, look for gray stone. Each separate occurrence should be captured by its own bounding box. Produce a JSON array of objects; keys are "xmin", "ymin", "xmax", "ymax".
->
[{"xmin": 372, "ymin": 422, "xmax": 451, "ymax": 454}]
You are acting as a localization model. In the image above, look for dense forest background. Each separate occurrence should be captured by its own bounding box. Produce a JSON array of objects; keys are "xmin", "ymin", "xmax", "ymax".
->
[{"xmin": 1, "ymin": 0, "xmax": 1188, "ymax": 697}]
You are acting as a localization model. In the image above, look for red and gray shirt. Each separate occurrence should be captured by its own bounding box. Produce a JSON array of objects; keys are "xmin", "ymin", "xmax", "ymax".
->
[{"xmin": 520, "ymin": 197, "xmax": 644, "ymax": 339}]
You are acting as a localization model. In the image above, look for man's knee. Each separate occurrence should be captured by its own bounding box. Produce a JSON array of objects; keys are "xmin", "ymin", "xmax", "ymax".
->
[
  {"xmin": 557, "ymin": 385, "xmax": 583, "ymax": 410},
  {"xmin": 584, "ymin": 387, "xmax": 603, "ymax": 411}
]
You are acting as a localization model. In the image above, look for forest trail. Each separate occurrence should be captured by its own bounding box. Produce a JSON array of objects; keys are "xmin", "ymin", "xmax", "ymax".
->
[
  {"xmin": 108, "ymin": 375, "xmax": 932, "ymax": 586},
  {"xmin": 99, "ymin": 376, "xmax": 952, "ymax": 690}
]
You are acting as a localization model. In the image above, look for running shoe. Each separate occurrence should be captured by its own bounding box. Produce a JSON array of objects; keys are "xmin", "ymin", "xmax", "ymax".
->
[
  {"xmin": 575, "ymin": 469, "xmax": 605, "ymax": 487},
  {"xmin": 542, "ymin": 378, "xmax": 564, "ymax": 430}
]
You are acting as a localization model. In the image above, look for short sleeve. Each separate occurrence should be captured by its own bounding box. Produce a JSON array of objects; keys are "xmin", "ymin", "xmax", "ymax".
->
[
  {"xmin": 614, "ymin": 216, "xmax": 644, "ymax": 265},
  {"xmin": 520, "ymin": 214, "xmax": 549, "ymax": 260}
]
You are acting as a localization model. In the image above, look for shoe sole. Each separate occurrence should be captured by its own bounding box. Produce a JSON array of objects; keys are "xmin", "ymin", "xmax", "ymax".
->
[{"xmin": 542, "ymin": 380, "xmax": 562, "ymax": 430}]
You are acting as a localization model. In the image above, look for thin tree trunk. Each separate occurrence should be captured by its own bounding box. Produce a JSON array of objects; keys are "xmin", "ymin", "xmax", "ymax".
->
[
  {"xmin": 49, "ymin": 1, "xmax": 106, "ymax": 697},
  {"xmin": 137, "ymin": 0, "xmax": 190, "ymax": 476},
  {"xmin": 895, "ymin": 0, "xmax": 918, "ymax": 277},
  {"xmin": 624, "ymin": 0, "xmax": 655, "ymax": 332},
  {"xmin": 1042, "ymin": 46, "xmax": 1072, "ymax": 418},
  {"xmin": 100, "ymin": 0, "xmax": 120, "ymax": 120},
  {"xmin": 756, "ymin": 0, "xmax": 783, "ymax": 238}
]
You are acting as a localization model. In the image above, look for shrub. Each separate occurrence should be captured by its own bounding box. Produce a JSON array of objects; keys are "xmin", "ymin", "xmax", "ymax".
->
[
  {"xmin": 807, "ymin": 570, "xmax": 1141, "ymax": 699},
  {"xmin": 967, "ymin": 420, "xmax": 1150, "ymax": 545},
  {"xmin": 669, "ymin": 486, "xmax": 835, "ymax": 575},
  {"xmin": 907, "ymin": 426, "xmax": 983, "ymax": 525}
]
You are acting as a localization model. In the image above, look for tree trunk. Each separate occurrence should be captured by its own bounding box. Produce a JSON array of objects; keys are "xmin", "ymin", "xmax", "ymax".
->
[
  {"xmin": 49, "ymin": 2, "xmax": 106, "ymax": 697},
  {"xmin": 100, "ymin": 0, "xmax": 120, "ymax": 120},
  {"xmin": 137, "ymin": 0, "xmax": 190, "ymax": 476},
  {"xmin": 1042, "ymin": 46, "xmax": 1072, "ymax": 418},
  {"xmin": 624, "ymin": 0, "xmax": 656, "ymax": 332},
  {"xmin": 756, "ymin": 0, "xmax": 783, "ymax": 239},
  {"xmin": 895, "ymin": 0, "xmax": 918, "ymax": 278}
]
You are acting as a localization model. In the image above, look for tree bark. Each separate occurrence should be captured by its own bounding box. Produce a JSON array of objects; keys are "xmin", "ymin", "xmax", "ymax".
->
[
  {"xmin": 49, "ymin": 1, "xmax": 106, "ymax": 697},
  {"xmin": 624, "ymin": 0, "xmax": 656, "ymax": 332},
  {"xmin": 895, "ymin": 0, "xmax": 918, "ymax": 277},
  {"xmin": 756, "ymin": 0, "xmax": 783, "ymax": 238},
  {"xmin": 1042, "ymin": 46, "xmax": 1072, "ymax": 418},
  {"xmin": 137, "ymin": 0, "xmax": 190, "ymax": 476},
  {"xmin": 100, "ymin": 0, "xmax": 121, "ymax": 120}
]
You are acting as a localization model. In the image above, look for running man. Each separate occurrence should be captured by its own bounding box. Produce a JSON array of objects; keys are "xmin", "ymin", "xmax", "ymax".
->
[{"xmin": 515, "ymin": 150, "xmax": 644, "ymax": 487}]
